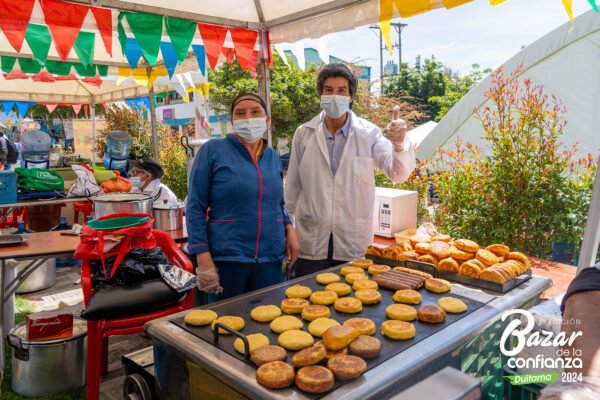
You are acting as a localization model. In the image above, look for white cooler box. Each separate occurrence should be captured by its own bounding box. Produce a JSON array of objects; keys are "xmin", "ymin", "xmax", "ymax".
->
[{"xmin": 373, "ymin": 187, "xmax": 418, "ymax": 237}]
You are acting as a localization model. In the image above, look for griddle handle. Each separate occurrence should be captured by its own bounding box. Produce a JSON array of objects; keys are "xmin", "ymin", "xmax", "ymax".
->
[{"xmin": 213, "ymin": 322, "xmax": 251, "ymax": 360}]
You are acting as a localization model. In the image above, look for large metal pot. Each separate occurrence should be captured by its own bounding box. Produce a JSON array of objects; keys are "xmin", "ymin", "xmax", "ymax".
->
[
  {"xmin": 153, "ymin": 200, "xmax": 184, "ymax": 231},
  {"xmin": 91, "ymin": 192, "xmax": 153, "ymax": 218},
  {"xmin": 15, "ymin": 258, "xmax": 56, "ymax": 294},
  {"xmin": 8, "ymin": 318, "xmax": 87, "ymax": 397}
]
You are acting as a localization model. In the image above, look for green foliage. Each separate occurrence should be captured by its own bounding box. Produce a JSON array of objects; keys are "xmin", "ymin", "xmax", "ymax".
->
[
  {"xmin": 429, "ymin": 67, "xmax": 596, "ymax": 259},
  {"xmin": 208, "ymin": 54, "xmax": 321, "ymax": 145},
  {"xmin": 159, "ymin": 132, "xmax": 188, "ymax": 200}
]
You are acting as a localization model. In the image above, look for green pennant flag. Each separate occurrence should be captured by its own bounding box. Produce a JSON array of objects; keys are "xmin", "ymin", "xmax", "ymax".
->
[
  {"xmin": 165, "ymin": 17, "xmax": 196, "ymax": 63},
  {"xmin": 25, "ymin": 24, "xmax": 52, "ymax": 64},
  {"xmin": 97, "ymin": 64, "xmax": 109, "ymax": 77},
  {"xmin": 74, "ymin": 63, "xmax": 97, "ymax": 77},
  {"xmin": 125, "ymin": 12, "xmax": 163, "ymax": 66},
  {"xmin": 1, "ymin": 56, "xmax": 17, "ymax": 73},
  {"xmin": 74, "ymin": 31, "xmax": 95, "ymax": 68},
  {"xmin": 117, "ymin": 13, "xmax": 127, "ymax": 53},
  {"xmin": 18, "ymin": 58, "xmax": 43, "ymax": 74},
  {"xmin": 46, "ymin": 60, "xmax": 73, "ymax": 76}
]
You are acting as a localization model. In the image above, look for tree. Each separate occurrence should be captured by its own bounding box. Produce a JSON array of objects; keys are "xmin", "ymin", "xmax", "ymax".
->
[{"xmin": 208, "ymin": 53, "xmax": 321, "ymax": 145}]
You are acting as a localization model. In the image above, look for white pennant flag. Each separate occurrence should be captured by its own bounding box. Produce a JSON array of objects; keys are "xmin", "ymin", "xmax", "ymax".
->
[
  {"xmin": 315, "ymin": 38, "xmax": 330, "ymax": 64},
  {"xmin": 293, "ymin": 40, "xmax": 306, "ymax": 71},
  {"xmin": 274, "ymin": 43, "xmax": 289, "ymax": 67}
]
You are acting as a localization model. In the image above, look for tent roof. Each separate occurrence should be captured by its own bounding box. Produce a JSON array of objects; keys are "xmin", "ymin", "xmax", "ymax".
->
[{"xmin": 417, "ymin": 8, "xmax": 600, "ymax": 161}]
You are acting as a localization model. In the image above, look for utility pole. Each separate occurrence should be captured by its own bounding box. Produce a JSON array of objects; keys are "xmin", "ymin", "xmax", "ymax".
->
[{"xmin": 370, "ymin": 23, "xmax": 408, "ymax": 84}]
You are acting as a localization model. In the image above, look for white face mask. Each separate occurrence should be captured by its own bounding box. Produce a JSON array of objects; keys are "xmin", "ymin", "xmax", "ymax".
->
[
  {"xmin": 130, "ymin": 176, "xmax": 143, "ymax": 189},
  {"xmin": 233, "ymin": 118, "xmax": 267, "ymax": 143},
  {"xmin": 320, "ymin": 95, "xmax": 350, "ymax": 118}
]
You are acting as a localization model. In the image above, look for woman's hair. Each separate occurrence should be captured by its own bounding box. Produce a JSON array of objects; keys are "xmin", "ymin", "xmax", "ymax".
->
[
  {"xmin": 230, "ymin": 93, "xmax": 268, "ymax": 115},
  {"xmin": 316, "ymin": 63, "xmax": 358, "ymax": 98}
]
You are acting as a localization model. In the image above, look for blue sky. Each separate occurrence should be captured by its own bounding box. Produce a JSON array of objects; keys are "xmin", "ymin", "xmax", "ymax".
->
[{"xmin": 322, "ymin": 0, "xmax": 594, "ymax": 78}]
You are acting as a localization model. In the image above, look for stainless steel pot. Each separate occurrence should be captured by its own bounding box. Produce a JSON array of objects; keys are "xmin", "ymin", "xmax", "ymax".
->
[
  {"xmin": 15, "ymin": 259, "xmax": 56, "ymax": 294},
  {"xmin": 153, "ymin": 200, "xmax": 184, "ymax": 231},
  {"xmin": 8, "ymin": 318, "xmax": 87, "ymax": 397},
  {"xmin": 91, "ymin": 192, "xmax": 153, "ymax": 218}
]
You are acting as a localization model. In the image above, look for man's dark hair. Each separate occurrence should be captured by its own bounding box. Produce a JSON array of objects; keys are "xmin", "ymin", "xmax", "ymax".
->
[{"xmin": 316, "ymin": 63, "xmax": 358, "ymax": 98}]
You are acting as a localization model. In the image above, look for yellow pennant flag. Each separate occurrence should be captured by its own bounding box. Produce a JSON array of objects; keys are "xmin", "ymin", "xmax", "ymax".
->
[
  {"xmin": 116, "ymin": 67, "xmax": 131, "ymax": 86},
  {"xmin": 132, "ymin": 68, "xmax": 148, "ymax": 86},
  {"xmin": 490, "ymin": 0, "xmax": 508, "ymax": 5},
  {"xmin": 395, "ymin": 0, "xmax": 430, "ymax": 17},
  {"xmin": 379, "ymin": 0, "xmax": 394, "ymax": 56},
  {"xmin": 148, "ymin": 67, "xmax": 168, "ymax": 89},
  {"xmin": 443, "ymin": 0, "xmax": 473, "ymax": 8},
  {"xmin": 562, "ymin": 0, "xmax": 574, "ymax": 26}
]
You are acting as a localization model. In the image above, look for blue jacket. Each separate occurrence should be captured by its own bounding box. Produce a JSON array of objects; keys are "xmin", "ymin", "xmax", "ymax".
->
[{"xmin": 186, "ymin": 134, "xmax": 291, "ymax": 263}]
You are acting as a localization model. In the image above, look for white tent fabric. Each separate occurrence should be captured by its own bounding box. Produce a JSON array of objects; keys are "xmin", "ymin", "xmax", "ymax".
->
[
  {"xmin": 417, "ymin": 9, "xmax": 600, "ymax": 161},
  {"xmin": 407, "ymin": 120, "xmax": 437, "ymax": 155}
]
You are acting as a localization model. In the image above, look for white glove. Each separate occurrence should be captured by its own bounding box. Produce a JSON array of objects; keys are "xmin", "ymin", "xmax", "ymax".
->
[{"xmin": 196, "ymin": 268, "xmax": 223, "ymax": 294}]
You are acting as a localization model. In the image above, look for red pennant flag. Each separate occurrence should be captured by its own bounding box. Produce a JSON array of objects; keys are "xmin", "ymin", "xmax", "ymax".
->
[
  {"xmin": 90, "ymin": 7, "xmax": 112, "ymax": 56},
  {"xmin": 40, "ymin": 0, "xmax": 90, "ymax": 61},
  {"xmin": 0, "ymin": 0, "xmax": 35, "ymax": 52},
  {"xmin": 3, "ymin": 70, "xmax": 28, "ymax": 80},
  {"xmin": 101, "ymin": 103, "xmax": 109, "ymax": 110},
  {"xmin": 198, "ymin": 23, "xmax": 229, "ymax": 70},
  {"xmin": 55, "ymin": 74, "xmax": 78, "ymax": 81},
  {"xmin": 83, "ymin": 104, "xmax": 89, "ymax": 118},
  {"xmin": 222, "ymin": 48, "xmax": 235, "ymax": 66},
  {"xmin": 247, "ymin": 50, "xmax": 259, "ymax": 78},
  {"xmin": 32, "ymin": 72, "xmax": 56, "ymax": 82},
  {"xmin": 267, "ymin": 31, "xmax": 273, "ymax": 69},
  {"xmin": 82, "ymin": 75, "xmax": 103, "ymax": 88},
  {"xmin": 230, "ymin": 28, "xmax": 258, "ymax": 71},
  {"xmin": 72, "ymin": 104, "xmax": 82, "ymax": 114},
  {"xmin": 46, "ymin": 103, "xmax": 58, "ymax": 113}
]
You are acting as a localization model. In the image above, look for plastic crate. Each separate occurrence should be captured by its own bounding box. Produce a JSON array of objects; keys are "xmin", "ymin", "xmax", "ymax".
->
[
  {"xmin": 0, "ymin": 171, "xmax": 17, "ymax": 204},
  {"xmin": 503, "ymin": 365, "xmax": 546, "ymax": 400}
]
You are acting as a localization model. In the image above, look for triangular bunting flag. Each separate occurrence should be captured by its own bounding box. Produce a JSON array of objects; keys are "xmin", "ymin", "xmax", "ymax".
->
[
  {"xmin": 72, "ymin": 104, "xmax": 82, "ymax": 115},
  {"xmin": 222, "ymin": 48, "xmax": 235, "ymax": 66},
  {"xmin": 248, "ymin": 51, "xmax": 259, "ymax": 78},
  {"xmin": 74, "ymin": 64, "xmax": 97, "ymax": 77},
  {"xmin": 90, "ymin": 7, "xmax": 113, "ymax": 56},
  {"xmin": 25, "ymin": 24, "xmax": 52, "ymax": 64},
  {"xmin": 15, "ymin": 101, "xmax": 35, "ymax": 117},
  {"xmin": 32, "ymin": 72, "xmax": 56, "ymax": 82},
  {"xmin": 165, "ymin": 17, "xmax": 196, "ymax": 63},
  {"xmin": 198, "ymin": 23, "xmax": 229, "ymax": 70},
  {"xmin": 588, "ymin": 0, "xmax": 599, "ymax": 11},
  {"xmin": 230, "ymin": 28, "xmax": 258, "ymax": 71},
  {"xmin": 192, "ymin": 45, "xmax": 206, "ymax": 75},
  {"xmin": 125, "ymin": 12, "xmax": 163, "ymax": 66},
  {"xmin": 40, "ymin": 0, "xmax": 90, "ymax": 61},
  {"xmin": 55, "ymin": 74, "xmax": 77, "ymax": 81},
  {"xmin": 124, "ymin": 38, "xmax": 143, "ymax": 69},
  {"xmin": 379, "ymin": 0, "xmax": 394, "ymax": 56},
  {"xmin": 102, "ymin": 103, "xmax": 109, "ymax": 110},
  {"xmin": 160, "ymin": 42, "xmax": 178, "ymax": 79},
  {"xmin": 46, "ymin": 103, "xmax": 58, "ymax": 113},
  {"xmin": 0, "ymin": 0, "xmax": 35, "ymax": 52},
  {"xmin": 97, "ymin": 65, "xmax": 109, "ymax": 77},
  {"xmin": 82, "ymin": 75, "xmax": 103, "ymax": 88},
  {"xmin": 83, "ymin": 104, "xmax": 89, "ymax": 118},
  {"xmin": 274, "ymin": 44, "xmax": 289, "ymax": 67},
  {"xmin": 1, "ymin": 57, "xmax": 17, "ymax": 73},
  {"xmin": 562, "ymin": 0, "xmax": 574, "ymax": 25},
  {"xmin": 46, "ymin": 60, "xmax": 72, "ymax": 76},
  {"xmin": 293, "ymin": 41, "xmax": 306, "ymax": 71},
  {"xmin": 74, "ymin": 31, "xmax": 95, "ymax": 68},
  {"xmin": 19, "ymin": 58, "xmax": 43, "ymax": 74},
  {"xmin": 1, "ymin": 101, "xmax": 16, "ymax": 114},
  {"xmin": 4, "ymin": 70, "xmax": 28, "ymax": 80}
]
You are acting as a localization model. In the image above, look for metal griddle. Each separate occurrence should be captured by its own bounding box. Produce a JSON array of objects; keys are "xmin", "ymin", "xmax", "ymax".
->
[{"xmin": 171, "ymin": 264, "xmax": 491, "ymax": 398}]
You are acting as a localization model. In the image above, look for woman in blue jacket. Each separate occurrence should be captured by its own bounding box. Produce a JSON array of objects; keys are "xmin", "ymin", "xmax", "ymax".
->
[{"xmin": 186, "ymin": 93, "xmax": 300, "ymax": 300}]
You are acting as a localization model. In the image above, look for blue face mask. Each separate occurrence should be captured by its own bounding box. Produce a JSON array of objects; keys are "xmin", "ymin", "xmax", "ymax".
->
[
  {"xmin": 320, "ymin": 95, "xmax": 350, "ymax": 118},
  {"xmin": 130, "ymin": 176, "xmax": 142, "ymax": 189},
  {"xmin": 233, "ymin": 118, "xmax": 267, "ymax": 143}
]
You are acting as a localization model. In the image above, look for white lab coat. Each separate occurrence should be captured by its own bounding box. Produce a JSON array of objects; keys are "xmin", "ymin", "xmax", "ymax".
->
[
  {"xmin": 285, "ymin": 111, "xmax": 416, "ymax": 261},
  {"xmin": 142, "ymin": 179, "xmax": 178, "ymax": 203}
]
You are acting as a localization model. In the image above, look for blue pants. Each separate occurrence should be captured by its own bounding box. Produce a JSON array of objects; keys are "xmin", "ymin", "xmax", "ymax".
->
[{"xmin": 210, "ymin": 261, "xmax": 284, "ymax": 302}]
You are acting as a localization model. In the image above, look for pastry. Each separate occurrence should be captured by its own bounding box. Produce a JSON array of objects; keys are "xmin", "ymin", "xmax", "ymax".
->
[
  {"xmin": 308, "ymin": 318, "xmax": 340, "ymax": 337},
  {"xmin": 455, "ymin": 239, "xmax": 480, "ymax": 253},
  {"xmin": 393, "ymin": 266, "xmax": 433, "ymax": 279},
  {"xmin": 417, "ymin": 305, "xmax": 446, "ymax": 323},
  {"xmin": 493, "ymin": 263, "xmax": 517, "ymax": 280},
  {"xmin": 386, "ymin": 304, "xmax": 417, "ymax": 321},
  {"xmin": 367, "ymin": 264, "xmax": 391, "ymax": 275},
  {"xmin": 295, "ymin": 366, "xmax": 335, "ymax": 394},
  {"xmin": 184, "ymin": 309, "xmax": 217, "ymax": 326},
  {"xmin": 505, "ymin": 259, "xmax": 527, "ymax": 275},
  {"xmin": 425, "ymin": 278, "xmax": 451, "ymax": 293},
  {"xmin": 432, "ymin": 234, "xmax": 452, "ymax": 243},
  {"xmin": 366, "ymin": 245, "xmax": 384, "ymax": 257},
  {"xmin": 314, "ymin": 340, "xmax": 349, "ymax": 360},
  {"xmin": 417, "ymin": 254, "xmax": 439, "ymax": 266},
  {"xmin": 438, "ymin": 257, "xmax": 460, "ymax": 272},
  {"xmin": 345, "ymin": 272, "xmax": 368, "ymax": 284},
  {"xmin": 343, "ymin": 318, "xmax": 376, "ymax": 335},
  {"xmin": 316, "ymin": 272, "xmax": 341, "ymax": 285},
  {"xmin": 348, "ymin": 335, "xmax": 382, "ymax": 358},
  {"xmin": 278, "ymin": 329, "xmax": 314, "ymax": 350},
  {"xmin": 234, "ymin": 333, "xmax": 269, "ymax": 354},
  {"xmin": 372, "ymin": 270, "xmax": 426, "ymax": 290},
  {"xmin": 322, "ymin": 325, "xmax": 360, "ymax": 351},
  {"xmin": 327, "ymin": 355, "xmax": 367, "ymax": 380},
  {"xmin": 353, "ymin": 279, "xmax": 379, "ymax": 291},
  {"xmin": 437, "ymin": 297, "xmax": 468, "ymax": 313},
  {"xmin": 430, "ymin": 241, "xmax": 451, "ymax": 259},
  {"xmin": 251, "ymin": 305, "xmax": 282, "ymax": 322},
  {"xmin": 450, "ymin": 246, "xmax": 475, "ymax": 261},
  {"xmin": 341, "ymin": 266, "xmax": 364, "ymax": 276},
  {"xmin": 301, "ymin": 305, "xmax": 331, "ymax": 321},
  {"xmin": 392, "ymin": 289, "xmax": 421, "ymax": 304},
  {"xmin": 354, "ymin": 289, "xmax": 382, "ymax": 304},
  {"xmin": 458, "ymin": 260, "xmax": 483, "ymax": 278},
  {"xmin": 410, "ymin": 234, "xmax": 431, "ymax": 246},
  {"xmin": 211, "ymin": 316, "xmax": 245, "ymax": 334},
  {"xmin": 469, "ymin": 258, "xmax": 486, "ymax": 269},
  {"xmin": 505, "ymin": 252, "xmax": 530, "ymax": 269},
  {"xmin": 325, "ymin": 282, "xmax": 352, "ymax": 296},
  {"xmin": 486, "ymin": 244, "xmax": 510, "ymax": 257},
  {"xmin": 351, "ymin": 258, "xmax": 373, "ymax": 269},
  {"xmin": 400, "ymin": 250, "xmax": 420, "ymax": 260},
  {"xmin": 256, "ymin": 361, "xmax": 295, "ymax": 389},
  {"xmin": 310, "ymin": 290, "xmax": 338, "ymax": 305},
  {"xmin": 250, "ymin": 345, "xmax": 287, "ymax": 366},
  {"xmin": 476, "ymin": 249, "xmax": 500, "ymax": 266},
  {"xmin": 414, "ymin": 242, "xmax": 431, "ymax": 254},
  {"xmin": 292, "ymin": 344, "xmax": 327, "ymax": 367},
  {"xmin": 381, "ymin": 320, "xmax": 416, "ymax": 340},
  {"xmin": 285, "ymin": 284, "xmax": 312, "ymax": 299},
  {"xmin": 334, "ymin": 297, "xmax": 363, "ymax": 313},
  {"xmin": 280, "ymin": 298, "xmax": 309, "ymax": 314},
  {"xmin": 479, "ymin": 266, "xmax": 512, "ymax": 284},
  {"xmin": 270, "ymin": 315, "xmax": 304, "ymax": 333}
]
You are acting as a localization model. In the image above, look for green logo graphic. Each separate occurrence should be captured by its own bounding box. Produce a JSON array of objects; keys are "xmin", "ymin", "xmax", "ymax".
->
[{"xmin": 504, "ymin": 372, "xmax": 560, "ymax": 385}]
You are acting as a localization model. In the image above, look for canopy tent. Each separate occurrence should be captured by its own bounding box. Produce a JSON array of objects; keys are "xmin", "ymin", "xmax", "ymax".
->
[{"xmin": 407, "ymin": 120, "xmax": 437, "ymax": 155}]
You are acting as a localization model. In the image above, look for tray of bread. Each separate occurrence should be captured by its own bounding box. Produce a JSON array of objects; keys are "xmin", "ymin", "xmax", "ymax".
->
[
  {"xmin": 171, "ymin": 259, "xmax": 490, "ymax": 398},
  {"xmin": 366, "ymin": 234, "xmax": 532, "ymax": 293}
]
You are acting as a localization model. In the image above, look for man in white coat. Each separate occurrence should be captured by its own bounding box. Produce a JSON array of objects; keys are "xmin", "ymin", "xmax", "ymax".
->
[{"xmin": 285, "ymin": 63, "xmax": 416, "ymax": 277}]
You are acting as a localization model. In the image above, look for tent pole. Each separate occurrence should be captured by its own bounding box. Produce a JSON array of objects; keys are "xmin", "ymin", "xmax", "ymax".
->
[
  {"xmin": 577, "ymin": 152, "xmax": 600, "ymax": 271},
  {"xmin": 257, "ymin": 29, "xmax": 272, "ymax": 148},
  {"xmin": 147, "ymin": 68, "xmax": 159, "ymax": 161},
  {"xmin": 90, "ymin": 97, "xmax": 96, "ymax": 165}
]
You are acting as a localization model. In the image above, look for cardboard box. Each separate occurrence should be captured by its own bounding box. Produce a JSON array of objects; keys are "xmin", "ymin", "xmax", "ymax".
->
[{"xmin": 26, "ymin": 312, "xmax": 74, "ymax": 342}]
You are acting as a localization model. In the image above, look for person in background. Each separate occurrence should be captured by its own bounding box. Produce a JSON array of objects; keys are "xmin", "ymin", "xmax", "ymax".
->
[
  {"xmin": 186, "ymin": 93, "xmax": 300, "ymax": 300},
  {"xmin": 285, "ymin": 63, "xmax": 416, "ymax": 277},
  {"xmin": 128, "ymin": 158, "xmax": 177, "ymax": 203},
  {"xmin": 0, "ymin": 131, "xmax": 7, "ymax": 170},
  {"xmin": 49, "ymin": 129, "xmax": 60, "ymax": 146}
]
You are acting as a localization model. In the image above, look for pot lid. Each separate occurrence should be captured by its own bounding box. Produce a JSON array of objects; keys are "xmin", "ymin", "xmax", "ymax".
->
[
  {"xmin": 92, "ymin": 192, "xmax": 152, "ymax": 202},
  {"xmin": 153, "ymin": 199, "xmax": 184, "ymax": 210},
  {"xmin": 10, "ymin": 318, "xmax": 86, "ymax": 346},
  {"xmin": 87, "ymin": 216, "xmax": 151, "ymax": 231}
]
